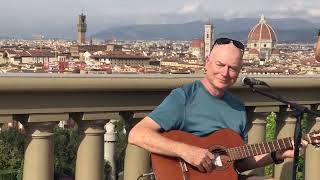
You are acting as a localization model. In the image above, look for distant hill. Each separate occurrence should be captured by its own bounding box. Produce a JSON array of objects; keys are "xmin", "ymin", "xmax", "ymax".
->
[{"xmin": 93, "ymin": 18, "xmax": 320, "ymax": 43}]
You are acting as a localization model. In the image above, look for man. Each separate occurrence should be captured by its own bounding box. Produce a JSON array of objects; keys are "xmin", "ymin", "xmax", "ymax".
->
[{"xmin": 128, "ymin": 38, "xmax": 307, "ymax": 180}]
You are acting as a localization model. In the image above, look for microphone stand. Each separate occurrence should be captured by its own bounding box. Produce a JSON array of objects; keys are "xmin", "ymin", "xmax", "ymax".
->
[{"xmin": 247, "ymin": 84, "xmax": 320, "ymax": 180}]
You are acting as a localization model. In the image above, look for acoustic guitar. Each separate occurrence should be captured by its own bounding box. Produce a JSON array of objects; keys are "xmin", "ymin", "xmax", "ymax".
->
[{"xmin": 151, "ymin": 128, "xmax": 320, "ymax": 180}]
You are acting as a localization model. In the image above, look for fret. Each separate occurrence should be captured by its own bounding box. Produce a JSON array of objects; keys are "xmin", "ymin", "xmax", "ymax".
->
[
  {"xmin": 240, "ymin": 146, "xmax": 245, "ymax": 158},
  {"xmin": 235, "ymin": 147, "xmax": 240, "ymax": 159},
  {"xmin": 247, "ymin": 145, "xmax": 253, "ymax": 157},
  {"xmin": 227, "ymin": 149, "xmax": 233, "ymax": 161},
  {"xmin": 246, "ymin": 145, "xmax": 251, "ymax": 157},
  {"xmin": 288, "ymin": 137, "xmax": 293, "ymax": 148},
  {"xmin": 281, "ymin": 139, "xmax": 286, "ymax": 149},
  {"xmin": 256, "ymin": 144, "xmax": 262, "ymax": 154},
  {"xmin": 252, "ymin": 144, "xmax": 257, "ymax": 155},
  {"xmin": 260, "ymin": 144, "xmax": 266, "ymax": 154},
  {"xmin": 257, "ymin": 143, "xmax": 262, "ymax": 154},
  {"xmin": 231, "ymin": 149, "xmax": 235, "ymax": 161},
  {"xmin": 271, "ymin": 141, "xmax": 276, "ymax": 151},
  {"xmin": 276, "ymin": 140, "xmax": 281, "ymax": 151},
  {"xmin": 231, "ymin": 149, "xmax": 236, "ymax": 160},
  {"xmin": 242, "ymin": 146, "xmax": 247, "ymax": 158},
  {"xmin": 284, "ymin": 137, "xmax": 292, "ymax": 149},
  {"xmin": 239, "ymin": 147, "xmax": 244, "ymax": 159},
  {"xmin": 266, "ymin": 141, "xmax": 273, "ymax": 152},
  {"xmin": 263, "ymin": 143, "xmax": 268, "ymax": 153},
  {"xmin": 249, "ymin": 144, "xmax": 254, "ymax": 156},
  {"xmin": 264, "ymin": 143, "xmax": 272, "ymax": 153},
  {"xmin": 266, "ymin": 142, "xmax": 271, "ymax": 152}
]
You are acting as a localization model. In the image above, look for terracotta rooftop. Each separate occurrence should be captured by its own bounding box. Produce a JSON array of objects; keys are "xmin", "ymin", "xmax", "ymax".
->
[{"xmin": 191, "ymin": 39, "xmax": 203, "ymax": 48}]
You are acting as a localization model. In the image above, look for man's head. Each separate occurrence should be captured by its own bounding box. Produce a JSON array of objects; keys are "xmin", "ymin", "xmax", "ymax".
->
[{"xmin": 205, "ymin": 38, "xmax": 244, "ymax": 93}]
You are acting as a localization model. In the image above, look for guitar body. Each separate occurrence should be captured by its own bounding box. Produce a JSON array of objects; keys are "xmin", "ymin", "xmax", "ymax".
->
[{"xmin": 151, "ymin": 129, "xmax": 245, "ymax": 180}]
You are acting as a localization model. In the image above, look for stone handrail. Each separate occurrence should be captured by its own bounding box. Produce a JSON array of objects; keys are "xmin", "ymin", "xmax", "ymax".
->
[{"xmin": 0, "ymin": 73, "xmax": 319, "ymax": 180}]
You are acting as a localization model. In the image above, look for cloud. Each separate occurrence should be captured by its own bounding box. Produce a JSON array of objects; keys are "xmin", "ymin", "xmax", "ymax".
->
[
  {"xmin": 308, "ymin": 9, "xmax": 320, "ymax": 17},
  {"xmin": 178, "ymin": 1, "xmax": 200, "ymax": 14}
]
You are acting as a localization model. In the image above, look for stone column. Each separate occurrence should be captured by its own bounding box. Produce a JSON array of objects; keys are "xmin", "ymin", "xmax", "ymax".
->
[
  {"xmin": 19, "ymin": 113, "xmax": 66, "ymax": 180},
  {"xmin": 75, "ymin": 120, "xmax": 106, "ymax": 180},
  {"xmin": 274, "ymin": 111, "xmax": 296, "ymax": 180},
  {"xmin": 124, "ymin": 144, "xmax": 151, "ymax": 180},
  {"xmin": 104, "ymin": 121, "xmax": 116, "ymax": 180},
  {"xmin": 246, "ymin": 112, "xmax": 268, "ymax": 176},
  {"xmin": 305, "ymin": 105, "xmax": 320, "ymax": 180},
  {"xmin": 23, "ymin": 122, "xmax": 57, "ymax": 180},
  {"xmin": 124, "ymin": 111, "xmax": 152, "ymax": 180}
]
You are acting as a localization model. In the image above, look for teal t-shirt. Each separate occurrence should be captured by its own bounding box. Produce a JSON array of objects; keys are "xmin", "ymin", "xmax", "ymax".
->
[{"xmin": 149, "ymin": 80, "xmax": 248, "ymax": 143}]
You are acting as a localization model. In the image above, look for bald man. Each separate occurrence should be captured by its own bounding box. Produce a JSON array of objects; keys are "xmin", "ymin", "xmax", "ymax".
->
[{"xmin": 129, "ymin": 38, "xmax": 307, "ymax": 180}]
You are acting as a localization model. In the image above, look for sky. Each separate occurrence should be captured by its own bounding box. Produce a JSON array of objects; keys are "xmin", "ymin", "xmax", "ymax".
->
[{"xmin": 0, "ymin": 0, "xmax": 319, "ymax": 38}]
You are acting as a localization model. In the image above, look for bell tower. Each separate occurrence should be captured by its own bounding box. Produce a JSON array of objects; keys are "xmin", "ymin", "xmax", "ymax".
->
[
  {"xmin": 77, "ymin": 13, "xmax": 87, "ymax": 44},
  {"xmin": 204, "ymin": 22, "xmax": 214, "ymax": 62}
]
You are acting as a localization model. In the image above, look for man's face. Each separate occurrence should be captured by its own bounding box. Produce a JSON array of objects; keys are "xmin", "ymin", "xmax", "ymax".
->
[{"xmin": 205, "ymin": 43, "xmax": 243, "ymax": 92}]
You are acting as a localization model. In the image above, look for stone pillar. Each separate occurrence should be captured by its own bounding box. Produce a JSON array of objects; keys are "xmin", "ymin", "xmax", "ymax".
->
[
  {"xmin": 305, "ymin": 105, "xmax": 320, "ymax": 180},
  {"xmin": 246, "ymin": 112, "xmax": 268, "ymax": 176},
  {"xmin": 124, "ymin": 144, "xmax": 151, "ymax": 180},
  {"xmin": 274, "ymin": 111, "xmax": 296, "ymax": 180},
  {"xmin": 104, "ymin": 121, "xmax": 116, "ymax": 180},
  {"xmin": 76, "ymin": 120, "xmax": 106, "ymax": 180},
  {"xmin": 124, "ymin": 111, "xmax": 152, "ymax": 180},
  {"xmin": 23, "ymin": 122, "xmax": 56, "ymax": 180}
]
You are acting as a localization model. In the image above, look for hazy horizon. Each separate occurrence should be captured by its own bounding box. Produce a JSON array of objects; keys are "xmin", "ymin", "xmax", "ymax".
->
[{"xmin": 0, "ymin": 0, "xmax": 319, "ymax": 39}]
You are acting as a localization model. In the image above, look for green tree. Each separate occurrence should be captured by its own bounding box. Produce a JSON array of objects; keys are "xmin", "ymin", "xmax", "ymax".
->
[
  {"xmin": 0, "ymin": 129, "xmax": 24, "ymax": 170},
  {"xmin": 265, "ymin": 112, "xmax": 277, "ymax": 176},
  {"xmin": 53, "ymin": 127, "xmax": 78, "ymax": 176},
  {"xmin": 0, "ymin": 128, "xmax": 25, "ymax": 179}
]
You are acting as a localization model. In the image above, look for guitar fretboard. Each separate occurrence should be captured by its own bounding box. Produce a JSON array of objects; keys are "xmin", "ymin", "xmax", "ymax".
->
[{"xmin": 226, "ymin": 137, "xmax": 293, "ymax": 161}]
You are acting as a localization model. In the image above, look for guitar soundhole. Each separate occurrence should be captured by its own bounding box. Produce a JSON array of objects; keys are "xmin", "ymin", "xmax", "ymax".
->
[{"xmin": 209, "ymin": 145, "xmax": 232, "ymax": 171}]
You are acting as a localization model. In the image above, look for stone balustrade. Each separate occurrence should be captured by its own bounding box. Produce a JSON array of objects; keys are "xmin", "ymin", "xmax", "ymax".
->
[{"xmin": 0, "ymin": 73, "xmax": 319, "ymax": 180}]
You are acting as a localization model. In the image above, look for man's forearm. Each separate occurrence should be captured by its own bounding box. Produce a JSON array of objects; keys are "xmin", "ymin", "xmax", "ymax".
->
[
  {"xmin": 128, "ymin": 125, "xmax": 189, "ymax": 158},
  {"xmin": 236, "ymin": 153, "xmax": 274, "ymax": 172}
]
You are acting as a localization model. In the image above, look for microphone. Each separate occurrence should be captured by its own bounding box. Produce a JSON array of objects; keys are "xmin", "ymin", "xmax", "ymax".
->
[{"xmin": 240, "ymin": 77, "xmax": 268, "ymax": 86}]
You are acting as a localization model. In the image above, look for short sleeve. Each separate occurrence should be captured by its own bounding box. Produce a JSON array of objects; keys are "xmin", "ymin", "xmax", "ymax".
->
[{"xmin": 148, "ymin": 88, "xmax": 186, "ymax": 131}]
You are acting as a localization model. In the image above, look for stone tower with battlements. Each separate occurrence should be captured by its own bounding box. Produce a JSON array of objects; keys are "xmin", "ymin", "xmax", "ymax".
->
[{"xmin": 77, "ymin": 13, "xmax": 87, "ymax": 44}]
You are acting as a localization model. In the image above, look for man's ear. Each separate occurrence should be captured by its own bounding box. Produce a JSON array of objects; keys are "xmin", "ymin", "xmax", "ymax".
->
[{"xmin": 205, "ymin": 56, "xmax": 209, "ymax": 66}]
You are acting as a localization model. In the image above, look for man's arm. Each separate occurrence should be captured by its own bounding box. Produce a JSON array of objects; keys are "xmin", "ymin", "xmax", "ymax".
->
[
  {"xmin": 235, "ymin": 153, "xmax": 273, "ymax": 172},
  {"xmin": 236, "ymin": 140, "xmax": 308, "ymax": 172},
  {"xmin": 128, "ymin": 116, "xmax": 214, "ymax": 172}
]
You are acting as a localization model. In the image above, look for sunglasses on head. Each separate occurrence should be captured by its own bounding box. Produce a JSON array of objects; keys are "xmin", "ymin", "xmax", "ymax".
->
[{"xmin": 212, "ymin": 38, "xmax": 245, "ymax": 52}]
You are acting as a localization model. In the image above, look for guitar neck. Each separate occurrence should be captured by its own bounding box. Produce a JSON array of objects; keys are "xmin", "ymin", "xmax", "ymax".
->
[{"xmin": 226, "ymin": 137, "xmax": 293, "ymax": 161}]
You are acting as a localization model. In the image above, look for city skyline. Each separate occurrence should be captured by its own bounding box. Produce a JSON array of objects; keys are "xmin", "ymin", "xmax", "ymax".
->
[{"xmin": 0, "ymin": 0, "xmax": 319, "ymax": 39}]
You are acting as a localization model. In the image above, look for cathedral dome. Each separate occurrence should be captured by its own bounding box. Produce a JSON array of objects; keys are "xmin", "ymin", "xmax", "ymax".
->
[{"xmin": 248, "ymin": 15, "xmax": 277, "ymax": 42}]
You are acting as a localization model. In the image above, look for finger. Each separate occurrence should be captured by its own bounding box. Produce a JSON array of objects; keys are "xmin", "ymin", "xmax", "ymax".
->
[
  {"xmin": 206, "ymin": 159, "xmax": 213, "ymax": 172},
  {"xmin": 206, "ymin": 151, "xmax": 214, "ymax": 159},
  {"xmin": 201, "ymin": 161, "xmax": 211, "ymax": 173},
  {"xmin": 301, "ymin": 139, "xmax": 308, "ymax": 146},
  {"xmin": 197, "ymin": 165, "xmax": 205, "ymax": 173}
]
